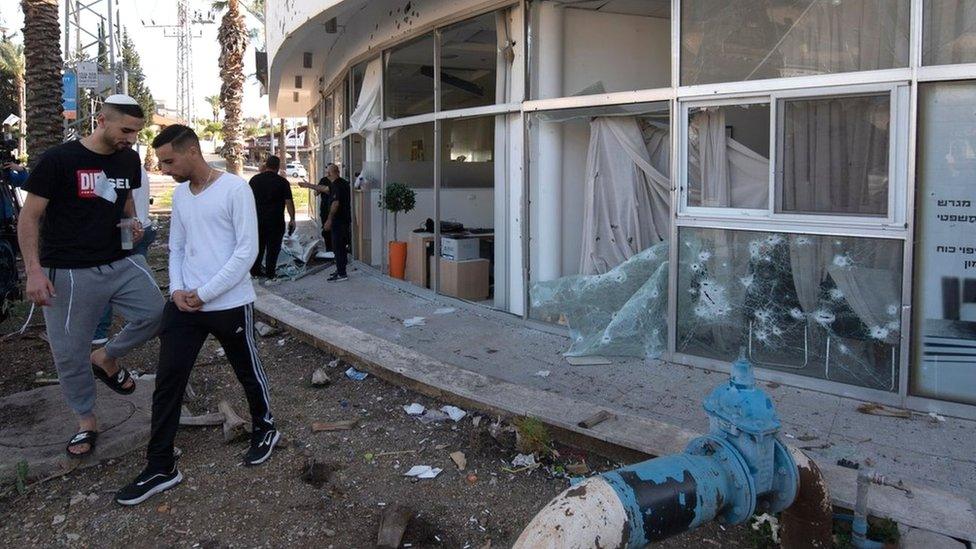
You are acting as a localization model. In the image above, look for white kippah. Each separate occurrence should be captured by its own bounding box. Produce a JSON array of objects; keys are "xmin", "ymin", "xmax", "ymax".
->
[{"xmin": 104, "ymin": 94, "xmax": 139, "ymax": 106}]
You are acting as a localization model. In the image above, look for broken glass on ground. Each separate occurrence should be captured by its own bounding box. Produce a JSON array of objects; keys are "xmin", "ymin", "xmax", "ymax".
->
[
  {"xmin": 274, "ymin": 234, "xmax": 324, "ymax": 280},
  {"xmin": 529, "ymin": 242, "xmax": 669, "ymax": 359}
]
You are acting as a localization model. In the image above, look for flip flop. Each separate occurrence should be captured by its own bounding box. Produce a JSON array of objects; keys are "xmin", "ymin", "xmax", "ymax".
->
[
  {"xmin": 66, "ymin": 430, "xmax": 98, "ymax": 458},
  {"xmin": 91, "ymin": 363, "xmax": 136, "ymax": 395}
]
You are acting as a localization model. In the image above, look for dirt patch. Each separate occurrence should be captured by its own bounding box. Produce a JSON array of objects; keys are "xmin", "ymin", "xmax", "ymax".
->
[{"xmin": 0, "ymin": 217, "xmax": 752, "ymax": 547}]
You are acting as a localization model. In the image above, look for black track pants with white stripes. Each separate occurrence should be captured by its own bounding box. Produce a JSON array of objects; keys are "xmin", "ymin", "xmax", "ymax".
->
[{"xmin": 146, "ymin": 302, "xmax": 274, "ymax": 472}]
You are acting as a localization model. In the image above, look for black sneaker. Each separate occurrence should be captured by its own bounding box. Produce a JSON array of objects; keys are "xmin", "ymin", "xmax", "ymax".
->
[
  {"xmin": 115, "ymin": 465, "xmax": 183, "ymax": 506},
  {"xmin": 327, "ymin": 273, "xmax": 348, "ymax": 282},
  {"xmin": 243, "ymin": 428, "xmax": 280, "ymax": 466}
]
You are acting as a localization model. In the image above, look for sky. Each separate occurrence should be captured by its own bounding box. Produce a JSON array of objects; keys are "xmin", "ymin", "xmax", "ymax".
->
[{"xmin": 0, "ymin": 0, "xmax": 270, "ymax": 120}]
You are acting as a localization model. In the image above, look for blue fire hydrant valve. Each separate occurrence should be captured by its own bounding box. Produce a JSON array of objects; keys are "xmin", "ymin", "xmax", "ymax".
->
[{"xmin": 694, "ymin": 355, "xmax": 798, "ymax": 520}]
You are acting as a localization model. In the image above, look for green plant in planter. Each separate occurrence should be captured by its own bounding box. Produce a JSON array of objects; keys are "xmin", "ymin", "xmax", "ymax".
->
[{"xmin": 378, "ymin": 182, "xmax": 416, "ymax": 242}]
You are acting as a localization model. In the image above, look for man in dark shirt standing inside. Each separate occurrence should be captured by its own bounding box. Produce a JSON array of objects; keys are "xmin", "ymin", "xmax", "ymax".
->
[
  {"xmin": 248, "ymin": 155, "xmax": 295, "ymax": 280},
  {"xmin": 17, "ymin": 95, "xmax": 164, "ymax": 458},
  {"xmin": 300, "ymin": 163, "xmax": 351, "ymax": 281}
]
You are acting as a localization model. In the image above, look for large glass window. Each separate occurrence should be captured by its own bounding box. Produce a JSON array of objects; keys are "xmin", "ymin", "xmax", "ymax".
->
[
  {"xmin": 680, "ymin": 0, "xmax": 910, "ymax": 86},
  {"xmin": 440, "ymin": 13, "xmax": 499, "ymax": 111},
  {"xmin": 923, "ymin": 1, "xmax": 976, "ymax": 66},
  {"xmin": 912, "ymin": 81, "xmax": 976, "ymax": 406},
  {"xmin": 387, "ymin": 123, "xmax": 436, "ymax": 285},
  {"xmin": 437, "ymin": 116, "xmax": 497, "ymax": 305},
  {"xmin": 676, "ymin": 227, "xmax": 903, "ymax": 392},
  {"xmin": 526, "ymin": 102, "xmax": 671, "ymax": 357},
  {"xmin": 530, "ymin": 0, "xmax": 671, "ymax": 99},
  {"xmin": 687, "ymin": 102, "xmax": 770, "ymax": 209},
  {"xmin": 385, "ymin": 34, "xmax": 435, "ymax": 119},
  {"xmin": 777, "ymin": 94, "xmax": 890, "ymax": 216}
]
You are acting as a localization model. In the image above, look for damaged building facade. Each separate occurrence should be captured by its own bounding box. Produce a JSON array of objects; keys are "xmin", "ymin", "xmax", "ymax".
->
[{"xmin": 265, "ymin": 0, "xmax": 976, "ymax": 418}]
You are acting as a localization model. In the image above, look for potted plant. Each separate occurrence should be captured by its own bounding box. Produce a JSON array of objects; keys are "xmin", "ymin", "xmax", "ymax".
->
[{"xmin": 379, "ymin": 182, "xmax": 416, "ymax": 279}]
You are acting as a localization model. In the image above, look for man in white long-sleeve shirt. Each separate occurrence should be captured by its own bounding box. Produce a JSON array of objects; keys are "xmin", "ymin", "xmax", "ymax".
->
[{"xmin": 116, "ymin": 125, "xmax": 278, "ymax": 506}]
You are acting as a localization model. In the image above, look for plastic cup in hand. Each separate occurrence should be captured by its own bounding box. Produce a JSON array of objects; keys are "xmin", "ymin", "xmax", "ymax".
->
[{"xmin": 120, "ymin": 218, "xmax": 135, "ymax": 250}]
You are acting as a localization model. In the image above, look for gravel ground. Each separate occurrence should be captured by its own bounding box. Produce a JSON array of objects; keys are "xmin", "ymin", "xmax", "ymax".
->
[{"xmin": 0, "ymin": 217, "xmax": 756, "ymax": 548}]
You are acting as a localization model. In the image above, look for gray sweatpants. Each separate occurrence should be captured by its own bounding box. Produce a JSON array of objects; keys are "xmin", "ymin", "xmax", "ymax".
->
[{"xmin": 41, "ymin": 255, "xmax": 165, "ymax": 419}]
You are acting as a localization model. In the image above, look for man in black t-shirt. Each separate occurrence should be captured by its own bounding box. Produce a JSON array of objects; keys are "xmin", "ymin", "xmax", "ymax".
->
[
  {"xmin": 17, "ymin": 95, "xmax": 165, "ymax": 458},
  {"xmin": 300, "ymin": 163, "xmax": 351, "ymax": 281},
  {"xmin": 248, "ymin": 155, "xmax": 295, "ymax": 279}
]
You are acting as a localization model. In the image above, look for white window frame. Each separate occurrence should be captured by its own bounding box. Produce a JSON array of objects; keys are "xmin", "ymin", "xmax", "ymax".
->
[{"xmin": 677, "ymin": 82, "xmax": 910, "ymax": 234}]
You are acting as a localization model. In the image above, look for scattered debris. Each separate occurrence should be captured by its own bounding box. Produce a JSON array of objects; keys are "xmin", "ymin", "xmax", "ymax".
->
[
  {"xmin": 837, "ymin": 458, "xmax": 860, "ymax": 470},
  {"xmin": 215, "ymin": 347, "xmax": 226, "ymax": 358},
  {"xmin": 218, "ymin": 400, "xmax": 250, "ymax": 442},
  {"xmin": 440, "ymin": 405, "xmax": 466, "ymax": 422},
  {"xmin": 156, "ymin": 503, "xmax": 170, "ymax": 514},
  {"xmin": 33, "ymin": 377, "xmax": 59, "ymax": 386},
  {"xmin": 465, "ymin": 473, "xmax": 478, "ymax": 484},
  {"xmin": 511, "ymin": 454, "xmax": 537, "ymax": 468},
  {"xmin": 565, "ymin": 462, "xmax": 589, "ymax": 476},
  {"xmin": 450, "ymin": 451, "xmax": 467, "ymax": 471},
  {"xmin": 404, "ymin": 465, "xmax": 442, "ymax": 479},
  {"xmin": 577, "ymin": 410, "xmax": 615, "ymax": 429},
  {"xmin": 403, "ymin": 316, "xmax": 426, "ymax": 327},
  {"xmin": 750, "ymin": 513, "xmax": 780, "ymax": 544},
  {"xmin": 276, "ymin": 338, "xmax": 287, "ymax": 347},
  {"xmin": 52, "ymin": 514, "xmax": 65, "ymax": 526},
  {"xmin": 179, "ymin": 406, "xmax": 225, "ymax": 427},
  {"xmin": 376, "ymin": 504, "xmax": 415, "ymax": 549},
  {"xmin": 796, "ymin": 434, "xmax": 819, "ymax": 442},
  {"xmin": 533, "ymin": 370, "xmax": 550, "ymax": 378},
  {"xmin": 471, "ymin": 416, "xmax": 482, "ymax": 427},
  {"xmin": 402, "ymin": 403, "xmax": 425, "ymax": 415},
  {"xmin": 928, "ymin": 411, "xmax": 946, "ymax": 423},
  {"xmin": 345, "ymin": 367, "xmax": 369, "ymax": 381},
  {"xmin": 311, "ymin": 368, "xmax": 332, "ymax": 387},
  {"xmin": 564, "ymin": 355, "xmax": 612, "ymax": 366},
  {"xmin": 254, "ymin": 321, "xmax": 279, "ymax": 337},
  {"xmin": 433, "ymin": 307, "xmax": 456, "ymax": 315},
  {"xmin": 312, "ymin": 419, "xmax": 359, "ymax": 432},
  {"xmin": 418, "ymin": 409, "xmax": 450, "ymax": 424},
  {"xmin": 856, "ymin": 403, "xmax": 911, "ymax": 419},
  {"xmin": 327, "ymin": 358, "xmax": 341, "ymax": 368}
]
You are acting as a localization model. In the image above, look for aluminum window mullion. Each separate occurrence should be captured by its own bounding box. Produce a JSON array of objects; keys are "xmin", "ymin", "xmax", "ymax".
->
[
  {"xmin": 677, "ymin": 68, "xmax": 914, "ymax": 99},
  {"xmin": 433, "ymin": 30, "xmax": 442, "ymax": 294}
]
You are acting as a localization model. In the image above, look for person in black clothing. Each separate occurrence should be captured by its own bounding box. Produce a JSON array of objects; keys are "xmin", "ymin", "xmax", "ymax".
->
[
  {"xmin": 248, "ymin": 155, "xmax": 295, "ymax": 279},
  {"xmin": 300, "ymin": 163, "xmax": 350, "ymax": 281}
]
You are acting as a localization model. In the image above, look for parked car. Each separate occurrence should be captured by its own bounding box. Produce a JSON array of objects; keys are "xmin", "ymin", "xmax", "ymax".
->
[{"xmin": 285, "ymin": 162, "xmax": 307, "ymax": 178}]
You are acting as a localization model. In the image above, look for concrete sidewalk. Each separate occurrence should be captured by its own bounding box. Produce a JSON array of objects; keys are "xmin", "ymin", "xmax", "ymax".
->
[{"xmin": 258, "ymin": 264, "xmax": 976, "ymax": 541}]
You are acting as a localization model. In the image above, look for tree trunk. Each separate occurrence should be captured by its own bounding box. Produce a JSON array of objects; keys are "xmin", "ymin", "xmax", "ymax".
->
[
  {"xmin": 15, "ymin": 75, "xmax": 25, "ymax": 158},
  {"xmin": 21, "ymin": 0, "xmax": 64, "ymax": 166},
  {"xmin": 277, "ymin": 118, "xmax": 285, "ymax": 172},
  {"xmin": 218, "ymin": 0, "xmax": 247, "ymax": 176}
]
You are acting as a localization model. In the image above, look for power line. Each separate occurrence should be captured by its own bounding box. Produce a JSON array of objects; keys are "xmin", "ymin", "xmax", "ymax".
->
[{"xmin": 143, "ymin": 0, "xmax": 214, "ymax": 123}]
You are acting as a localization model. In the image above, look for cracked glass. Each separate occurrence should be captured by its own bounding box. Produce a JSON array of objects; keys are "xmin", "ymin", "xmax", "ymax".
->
[{"xmin": 676, "ymin": 227, "xmax": 903, "ymax": 391}]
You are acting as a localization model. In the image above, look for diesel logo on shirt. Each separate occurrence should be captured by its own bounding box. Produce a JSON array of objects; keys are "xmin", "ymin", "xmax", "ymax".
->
[{"xmin": 77, "ymin": 169, "xmax": 132, "ymax": 200}]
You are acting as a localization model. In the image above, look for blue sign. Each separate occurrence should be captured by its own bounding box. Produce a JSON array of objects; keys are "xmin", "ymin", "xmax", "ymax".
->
[{"xmin": 62, "ymin": 71, "xmax": 77, "ymax": 119}]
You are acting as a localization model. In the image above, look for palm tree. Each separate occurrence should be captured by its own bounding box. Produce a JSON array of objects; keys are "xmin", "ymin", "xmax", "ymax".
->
[
  {"xmin": 216, "ymin": 0, "xmax": 247, "ymax": 175},
  {"xmin": 0, "ymin": 40, "xmax": 25, "ymax": 156},
  {"xmin": 205, "ymin": 94, "xmax": 221, "ymax": 123},
  {"xmin": 20, "ymin": 0, "xmax": 63, "ymax": 165}
]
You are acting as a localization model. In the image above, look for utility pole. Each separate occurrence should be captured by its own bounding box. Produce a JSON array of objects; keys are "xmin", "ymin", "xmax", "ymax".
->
[
  {"xmin": 63, "ymin": 0, "xmax": 126, "ymax": 140},
  {"xmin": 144, "ymin": 0, "xmax": 214, "ymax": 124}
]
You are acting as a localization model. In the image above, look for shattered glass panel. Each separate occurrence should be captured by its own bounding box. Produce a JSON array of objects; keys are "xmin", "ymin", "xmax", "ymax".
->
[
  {"xmin": 530, "ymin": 242, "xmax": 669, "ymax": 358},
  {"xmin": 676, "ymin": 228, "xmax": 903, "ymax": 391}
]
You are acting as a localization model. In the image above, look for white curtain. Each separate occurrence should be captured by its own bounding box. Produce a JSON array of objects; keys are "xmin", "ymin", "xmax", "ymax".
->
[
  {"xmin": 348, "ymin": 57, "xmax": 383, "ymax": 147},
  {"xmin": 922, "ymin": 0, "xmax": 976, "ymax": 65},
  {"xmin": 578, "ymin": 117, "xmax": 670, "ymax": 275},
  {"xmin": 687, "ymin": 108, "xmax": 769, "ymax": 209}
]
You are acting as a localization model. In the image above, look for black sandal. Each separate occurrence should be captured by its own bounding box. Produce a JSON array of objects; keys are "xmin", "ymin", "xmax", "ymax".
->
[
  {"xmin": 91, "ymin": 363, "xmax": 136, "ymax": 395},
  {"xmin": 66, "ymin": 430, "xmax": 98, "ymax": 458}
]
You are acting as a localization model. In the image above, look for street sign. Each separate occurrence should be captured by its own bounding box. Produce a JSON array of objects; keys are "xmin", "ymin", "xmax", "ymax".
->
[
  {"xmin": 62, "ymin": 71, "xmax": 78, "ymax": 120},
  {"xmin": 77, "ymin": 61, "xmax": 98, "ymax": 89}
]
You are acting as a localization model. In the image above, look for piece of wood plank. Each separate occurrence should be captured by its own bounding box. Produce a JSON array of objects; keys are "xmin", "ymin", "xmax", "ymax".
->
[
  {"xmin": 255, "ymin": 287, "xmax": 976, "ymax": 542},
  {"xmin": 311, "ymin": 419, "xmax": 358, "ymax": 432},
  {"xmin": 376, "ymin": 504, "xmax": 414, "ymax": 549},
  {"xmin": 577, "ymin": 410, "xmax": 615, "ymax": 429}
]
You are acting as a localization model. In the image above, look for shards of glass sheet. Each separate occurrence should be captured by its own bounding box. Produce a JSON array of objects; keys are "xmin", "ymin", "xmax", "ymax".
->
[
  {"xmin": 274, "ymin": 234, "xmax": 324, "ymax": 280},
  {"xmin": 530, "ymin": 242, "xmax": 669, "ymax": 358},
  {"xmin": 675, "ymin": 228, "xmax": 903, "ymax": 392}
]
